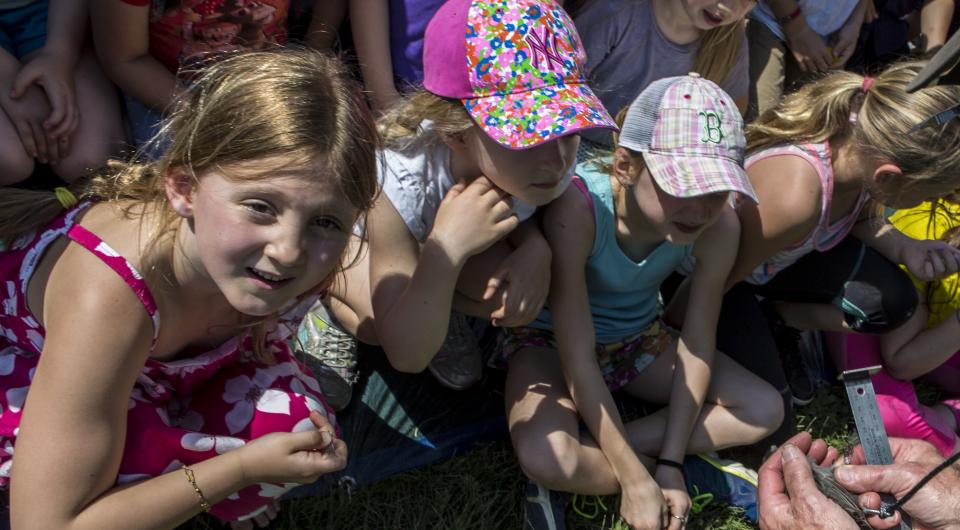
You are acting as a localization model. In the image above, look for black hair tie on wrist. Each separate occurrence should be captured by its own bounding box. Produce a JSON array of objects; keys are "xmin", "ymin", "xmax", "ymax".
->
[{"xmin": 656, "ymin": 458, "xmax": 686, "ymax": 481}]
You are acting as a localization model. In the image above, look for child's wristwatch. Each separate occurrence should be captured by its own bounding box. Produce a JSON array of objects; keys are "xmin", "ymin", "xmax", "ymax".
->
[{"xmin": 777, "ymin": 6, "xmax": 803, "ymax": 25}]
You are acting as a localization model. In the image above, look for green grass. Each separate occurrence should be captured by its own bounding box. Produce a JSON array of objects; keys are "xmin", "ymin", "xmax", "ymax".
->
[{"xmin": 182, "ymin": 382, "xmax": 872, "ymax": 530}]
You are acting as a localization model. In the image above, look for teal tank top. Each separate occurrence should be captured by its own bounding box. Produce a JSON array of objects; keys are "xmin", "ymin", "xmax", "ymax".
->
[{"xmin": 532, "ymin": 160, "xmax": 693, "ymax": 343}]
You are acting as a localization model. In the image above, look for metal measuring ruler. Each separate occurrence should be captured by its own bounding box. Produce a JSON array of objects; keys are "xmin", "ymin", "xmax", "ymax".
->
[{"xmin": 839, "ymin": 366, "xmax": 910, "ymax": 529}]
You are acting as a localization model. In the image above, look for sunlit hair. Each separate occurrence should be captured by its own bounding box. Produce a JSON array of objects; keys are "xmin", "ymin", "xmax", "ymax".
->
[
  {"xmin": 0, "ymin": 48, "xmax": 380, "ymax": 359},
  {"xmin": 693, "ymin": 19, "xmax": 748, "ymax": 90},
  {"xmin": 378, "ymin": 89, "xmax": 475, "ymax": 151},
  {"xmin": 747, "ymin": 60, "xmax": 960, "ymax": 202}
]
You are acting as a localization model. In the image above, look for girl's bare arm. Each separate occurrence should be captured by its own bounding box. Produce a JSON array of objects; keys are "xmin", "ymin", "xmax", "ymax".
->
[
  {"xmin": 658, "ymin": 208, "xmax": 740, "ymax": 464},
  {"xmin": 91, "ymin": 0, "xmax": 178, "ymax": 112},
  {"xmin": 10, "ymin": 244, "xmax": 250, "ymax": 530},
  {"xmin": 727, "ymin": 155, "xmax": 822, "ymax": 289}
]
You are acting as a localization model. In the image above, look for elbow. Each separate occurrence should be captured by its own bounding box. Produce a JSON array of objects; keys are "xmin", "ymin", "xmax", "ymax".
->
[{"xmin": 885, "ymin": 360, "xmax": 917, "ymax": 381}]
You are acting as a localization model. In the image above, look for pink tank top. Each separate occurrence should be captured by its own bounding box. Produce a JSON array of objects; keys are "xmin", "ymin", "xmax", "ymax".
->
[
  {"xmin": 0, "ymin": 203, "xmax": 160, "ymax": 355},
  {"xmin": 745, "ymin": 142, "xmax": 870, "ymax": 285}
]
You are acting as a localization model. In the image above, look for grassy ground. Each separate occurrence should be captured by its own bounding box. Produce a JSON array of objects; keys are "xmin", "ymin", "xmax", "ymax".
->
[{"xmin": 181, "ymin": 380, "xmax": 871, "ymax": 530}]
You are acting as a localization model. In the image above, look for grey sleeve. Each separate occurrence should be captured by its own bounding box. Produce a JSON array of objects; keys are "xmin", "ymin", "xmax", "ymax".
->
[{"xmin": 573, "ymin": 0, "xmax": 626, "ymax": 77}]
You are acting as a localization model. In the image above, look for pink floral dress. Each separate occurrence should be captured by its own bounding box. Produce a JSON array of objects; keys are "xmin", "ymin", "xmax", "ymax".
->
[{"xmin": 0, "ymin": 203, "xmax": 336, "ymax": 522}]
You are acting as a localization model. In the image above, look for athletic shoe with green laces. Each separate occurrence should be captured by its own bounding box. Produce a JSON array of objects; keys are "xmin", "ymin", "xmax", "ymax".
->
[
  {"xmin": 293, "ymin": 300, "xmax": 358, "ymax": 411},
  {"xmin": 683, "ymin": 453, "xmax": 759, "ymax": 523}
]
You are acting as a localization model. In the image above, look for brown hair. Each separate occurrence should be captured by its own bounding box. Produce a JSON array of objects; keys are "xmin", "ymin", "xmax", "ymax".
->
[
  {"xmin": 0, "ymin": 48, "xmax": 380, "ymax": 359},
  {"xmin": 747, "ymin": 61, "xmax": 960, "ymax": 201}
]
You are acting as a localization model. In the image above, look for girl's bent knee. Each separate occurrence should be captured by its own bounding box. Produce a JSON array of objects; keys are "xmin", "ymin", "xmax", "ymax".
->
[
  {"xmin": 742, "ymin": 382, "xmax": 786, "ymax": 440},
  {"xmin": 514, "ymin": 432, "xmax": 579, "ymax": 488},
  {"xmin": 0, "ymin": 154, "xmax": 34, "ymax": 186}
]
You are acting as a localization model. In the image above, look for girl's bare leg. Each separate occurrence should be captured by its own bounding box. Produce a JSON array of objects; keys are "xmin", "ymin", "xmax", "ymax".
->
[
  {"xmin": 506, "ymin": 346, "xmax": 654, "ymax": 494},
  {"xmin": 620, "ymin": 349, "xmax": 783, "ymax": 455}
]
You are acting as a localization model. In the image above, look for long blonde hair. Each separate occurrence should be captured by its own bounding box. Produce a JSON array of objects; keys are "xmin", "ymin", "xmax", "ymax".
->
[
  {"xmin": 693, "ymin": 19, "xmax": 747, "ymax": 89},
  {"xmin": 0, "ymin": 48, "xmax": 380, "ymax": 358},
  {"xmin": 747, "ymin": 61, "xmax": 960, "ymax": 198}
]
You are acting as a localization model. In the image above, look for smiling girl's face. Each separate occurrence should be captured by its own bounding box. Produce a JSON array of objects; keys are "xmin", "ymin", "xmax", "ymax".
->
[{"xmin": 168, "ymin": 158, "xmax": 358, "ymax": 316}]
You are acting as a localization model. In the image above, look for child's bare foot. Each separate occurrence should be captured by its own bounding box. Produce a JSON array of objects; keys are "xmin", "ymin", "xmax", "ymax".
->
[{"xmin": 230, "ymin": 501, "xmax": 280, "ymax": 529}]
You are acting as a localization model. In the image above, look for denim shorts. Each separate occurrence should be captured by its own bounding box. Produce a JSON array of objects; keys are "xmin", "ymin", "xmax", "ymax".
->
[{"xmin": 0, "ymin": 0, "xmax": 48, "ymax": 58}]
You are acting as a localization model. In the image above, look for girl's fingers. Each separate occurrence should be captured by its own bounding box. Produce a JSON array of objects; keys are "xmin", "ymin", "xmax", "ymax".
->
[
  {"xmin": 29, "ymin": 120, "xmax": 48, "ymax": 163},
  {"xmin": 15, "ymin": 120, "xmax": 37, "ymax": 159}
]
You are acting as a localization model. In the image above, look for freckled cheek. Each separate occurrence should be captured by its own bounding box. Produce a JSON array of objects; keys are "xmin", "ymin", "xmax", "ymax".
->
[{"xmin": 307, "ymin": 238, "xmax": 350, "ymax": 274}]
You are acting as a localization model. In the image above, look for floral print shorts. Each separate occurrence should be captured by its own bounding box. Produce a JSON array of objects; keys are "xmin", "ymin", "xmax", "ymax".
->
[{"xmin": 493, "ymin": 319, "xmax": 677, "ymax": 391}]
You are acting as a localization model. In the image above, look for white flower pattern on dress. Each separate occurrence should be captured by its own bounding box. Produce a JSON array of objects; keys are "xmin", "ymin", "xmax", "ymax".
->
[{"xmin": 223, "ymin": 365, "xmax": 296, "ymax": 434}]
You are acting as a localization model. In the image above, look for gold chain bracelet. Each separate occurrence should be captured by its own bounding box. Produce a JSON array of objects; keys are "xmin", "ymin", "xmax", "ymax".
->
[{"xmin": 181, "ymin": 465, "xmax": 211, "ymax": 513}]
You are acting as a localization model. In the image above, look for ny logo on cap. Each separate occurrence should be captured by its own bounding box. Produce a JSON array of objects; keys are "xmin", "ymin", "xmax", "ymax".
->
[
  {"xmin": 698, "ymin": 110, "xmax": 724, "ymax": 144},
  {"xmin": 525, "ymin": 26, "xmax": 566, "ymax": 72}
]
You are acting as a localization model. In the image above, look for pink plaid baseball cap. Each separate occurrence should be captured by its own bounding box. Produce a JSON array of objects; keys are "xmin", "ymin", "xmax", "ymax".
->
[
  {"xmin": 422, "ymin": 0, "xmax": 616, "ymax": 150},
  {"xmin": 618, "ymin": 74, "xmax": 757, "ymax": 203}
]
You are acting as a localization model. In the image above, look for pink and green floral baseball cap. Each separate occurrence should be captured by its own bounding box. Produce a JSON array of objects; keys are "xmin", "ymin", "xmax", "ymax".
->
[{"xmin": 422, "ymin": 0, "xmax": 616, "ymax": 150}]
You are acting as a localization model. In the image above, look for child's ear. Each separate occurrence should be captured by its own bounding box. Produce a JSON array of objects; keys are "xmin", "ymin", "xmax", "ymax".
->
[
  {"xmin": 612, "ymin": 147, "xmax": 638, "ymax": 187},
  {"xmin": 165, "ymin": 166, "xmax": 197, "ymax": 218},
  {"xmin": 440, "ymin": 130, "xmax": 470, "ymax": 154},
  {"xmin": 871, "ymin": 163, "xmax": 903, "ymax": 188}
]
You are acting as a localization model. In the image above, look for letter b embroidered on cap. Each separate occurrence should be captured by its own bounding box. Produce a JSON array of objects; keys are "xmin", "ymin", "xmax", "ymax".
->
[{"xmin": 698, "ymin": 110, "xmax": 725, "ymax": 144}]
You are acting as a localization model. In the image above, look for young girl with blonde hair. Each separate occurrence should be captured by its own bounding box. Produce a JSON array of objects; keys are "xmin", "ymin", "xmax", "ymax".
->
[
  {"xmin": 502, "ymin": 75, "xmax": 783, "ymax": 530},
  {"xmin": 571, "ymin": 0, "xmax": 756, "ymax": 148},
  {"xmin": 709, "ymin": 61, "xmax": 960, "ymax": 438},
  {"xmin": 0, "ymin": 48, "xmax": 378, "ymax": 529},
  {"xmin": 300, "ymin": 0, "xmax": 616, "ymax": 409}
]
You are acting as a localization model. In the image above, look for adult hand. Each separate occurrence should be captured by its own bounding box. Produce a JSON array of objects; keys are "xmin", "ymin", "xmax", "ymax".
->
[
  {"xmin": 836, "ymin": 437, "xmax": 960, "ymax": 530},
  {"xmin": 784, "ymin": 19, "xmax": 833, "ymax": 73},
  {"xmin": 619, "ymin": 477, "xmax": 669, "ymax": 530},
  {"xmin": 758, "ymin": 431, "xmax": 857, "ymax": 530},
  {"xmin": 430, "ymin": 176, "xmax": 519, "ymax": 266},
  {"xmin": 655, "ymin": 465, "xmax": 691, "ymax": 530},
  {"xmin": 899, "ymin": 239, "xmax": 960, "ymax": 282},
  {"xmin": 238, "ymin": 410, "xmax": 348, "ymax": 485},
  {"xmin": 483, "ymin": 236, "xmax": 551, "ymax": 327}
]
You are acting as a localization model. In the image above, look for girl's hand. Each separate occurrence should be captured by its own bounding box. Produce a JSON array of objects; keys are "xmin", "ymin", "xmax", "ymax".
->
[
  {"xmin": 899, "ymin": 239, "xmax": 960, "ymax": 282},
  {"xmin": 655, "ymin": 466, "xmax": 691, "ymax": 530},
  {"xmin": 784, "ymin": 19, "xmax": 833, "ymax": 73},
  {"xmin": 828, "ymin": 0, "xmax": 868, "ymax": 67},
  {"xmin": 238, "ymin": 410, "xmax": 347, "ymax": 485},
  {"xmin": 620, "ymin": 478, "xmax": 668, "ymax": 530},
  {"xmin": 0, "ymin": 79, "xmax": 56, "ymax": 163},
  {"xmin": 11, "ymin": 51, "xmax": 79, "ymax": 142},
  {"xmin": 483, "ymin": 236, "xmax": 551, "ymax": 327},
  {"xmin": 430, "ymin": 176, "xmax": 520, "ymax": 266}
]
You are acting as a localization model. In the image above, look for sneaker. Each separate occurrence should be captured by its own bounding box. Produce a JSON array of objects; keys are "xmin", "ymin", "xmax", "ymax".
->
[
  {"xmin": 427, "ymin": 312, "xmax": 483, "ymax": 390},
  {"xmin": 522, "ymin": 480, "xmax": 570, "ymax": 530},
  {"xmin": 763, "ymin": 302, "xmax": 822, "ymax": 406},
  {"xmin": 293, "ymin": 300, "xmax": 358, "ymax": 411},
  {"xmin": 683, "ymin": 453, "xmax": 759, "ymax": 523}
]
